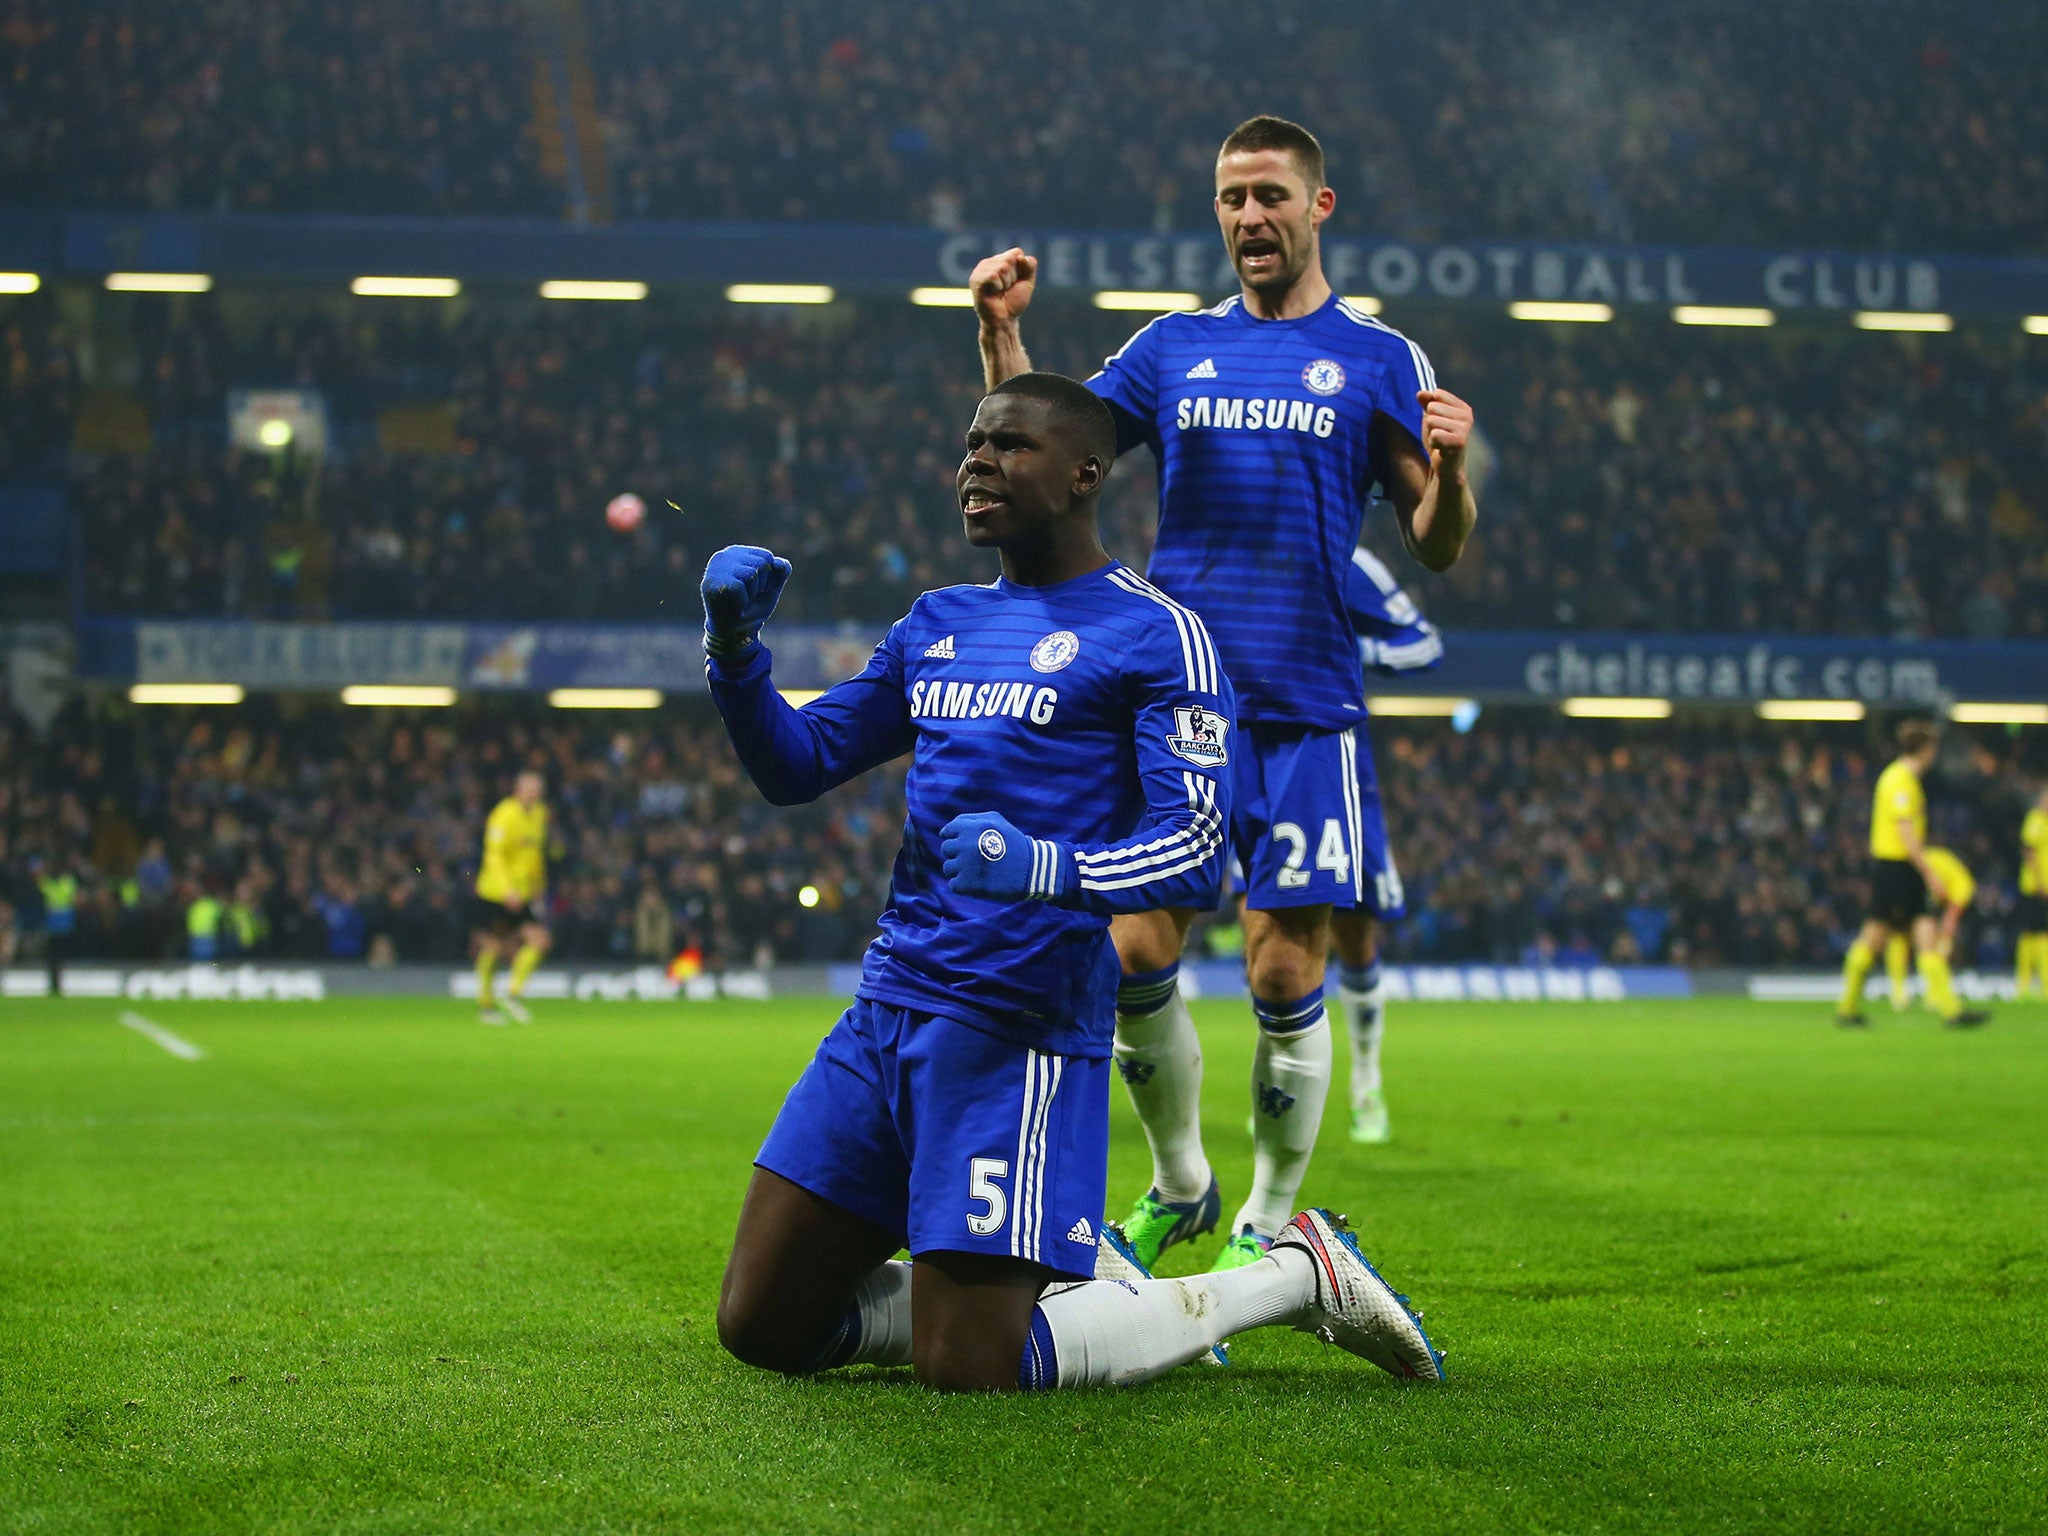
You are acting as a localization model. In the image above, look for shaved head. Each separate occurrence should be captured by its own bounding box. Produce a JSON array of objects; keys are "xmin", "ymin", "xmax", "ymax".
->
[{"xmin": 989, "ymin": 372, "xmax": 1117, "ymax": 475}]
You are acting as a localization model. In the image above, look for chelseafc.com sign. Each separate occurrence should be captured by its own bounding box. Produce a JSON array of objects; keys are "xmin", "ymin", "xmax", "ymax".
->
[{"xmin": 1522, "ymin": 640, "xmax": 1945, "ymax": 705}]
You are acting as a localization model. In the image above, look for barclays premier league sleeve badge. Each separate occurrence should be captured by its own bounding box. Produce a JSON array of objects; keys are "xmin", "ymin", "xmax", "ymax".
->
[{"xmin": 1166, "ymin": 705, "xmax": 1231, "ymax": 767}]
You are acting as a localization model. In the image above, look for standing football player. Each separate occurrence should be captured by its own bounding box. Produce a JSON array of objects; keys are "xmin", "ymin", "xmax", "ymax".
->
[
  {"xmin": 708, "ymin": 373, "xmax": 1441, "ymax": 1391},
  {"xmin": 1334, "ymin": 544, "xmax": 1444, "ymax": 1144},
  {"xmin": 971, "ymin": 116, "xmax": 1477, "ymax": 1269},
  {"xmin": 2016, "ymin": 783, "xmax": 2048, "ymax": 999},
  {"xmin": 471, "ymin": 768, "xmax": 552, "ymax": 1024},
  {"xmin": 1834, "ymin": 720, "xmax": 1990, "ymax": 1029}
]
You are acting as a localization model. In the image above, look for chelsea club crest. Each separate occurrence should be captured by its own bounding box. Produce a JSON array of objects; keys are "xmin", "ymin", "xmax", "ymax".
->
[
  {"xmin": 1166, "ymin": 704, "xmax": 1231, "ymax": 768},
  {"xmin": 1302, "ymin": 358, "xmax": 1346, "ymax": 396},
  {"xmin": 1030, "ymin": 630, "xmax": 1080, "ymax": 673}
]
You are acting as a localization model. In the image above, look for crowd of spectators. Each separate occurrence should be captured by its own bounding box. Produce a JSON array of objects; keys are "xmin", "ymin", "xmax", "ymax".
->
[
  {"xmin": 0, "ymin": 698, "xmax": 906, "ymax": 974},
  {"xmin": 0, "ymin": 0, "xmax": 547, "ymax": 215},
  {"xmin": 1375, "ymin": 723, "xmax": 2039, "ymax": 969},
  {"xmin": 1421, "ymin": 315, "xmax": 2048, "ymax": 639},
  {"xmin": 590, "ymin": 0, "xmax": 2048, "ymax": 256},
  {"xmin": 2, "ymin": 700, "xmax": 2038, "ymax": 974},
  {"xmin": 3, "ymin": 1, "xmax": 2043, "ymax": 254},
  {"xmin": 49, "ymin": 291, "xmax": 2048, "ymax": 642}
]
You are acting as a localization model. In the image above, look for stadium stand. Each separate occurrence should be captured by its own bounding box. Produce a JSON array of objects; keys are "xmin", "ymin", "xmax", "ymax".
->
[
  {"xmin": 38, "ymin": 295, "xmax": 2048, "ymax": 640},
  {"xmin": 0, "ymin": 698, "xmax": 905, "ymax": 970},
  {"xmin": 0, "ymin": 0, "xmax": 549, "ymax": 215},
  {"xmin": 1, "ymin": 700, "xmax": 2037, "ymax": 972},
  {"xmin": 589, "ymin": 0, "xmax": 2048, "ymax": 255},
  {"xmin": 2, "ymin": 1, "xmax": 2041, "ymax": 252}
]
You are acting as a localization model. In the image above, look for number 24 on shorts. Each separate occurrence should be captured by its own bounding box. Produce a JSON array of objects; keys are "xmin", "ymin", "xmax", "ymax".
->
[{"xmin": 1272, "ymin": 819, "xmax": 1353, "ymax": 890}]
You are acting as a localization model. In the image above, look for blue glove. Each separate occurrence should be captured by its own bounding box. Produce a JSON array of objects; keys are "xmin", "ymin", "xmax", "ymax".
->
[
  {"xmin": 940, "ymin": 811, "xmax": 1070, "ymax": 902},
  {"xmin": 701, "ymin": 544, "xmax": 792, "ymax": 658}
]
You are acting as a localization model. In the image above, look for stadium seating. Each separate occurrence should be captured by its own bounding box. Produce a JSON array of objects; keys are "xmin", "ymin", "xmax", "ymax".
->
[
  {"xmin": 2, "ymin": 699, "xmax": 2035, "ymax": 971},
  {"xmin": 3, "ymin": 2, "xmax": 2042, "ymax": 253},
  {"xmin": 0, "ymin": 698, "xmax": 905, "ymax": 970},
  {"xmin": 28, "ymin": 293, "xmax": 2048, "ymax": 640},
  {"xmin": 588, "ymin": 0, "xmax": 2048, "ymax": 256},
  {"xmin": 0, "ymin": 0, "xmax": 547, "ymax": 215}
]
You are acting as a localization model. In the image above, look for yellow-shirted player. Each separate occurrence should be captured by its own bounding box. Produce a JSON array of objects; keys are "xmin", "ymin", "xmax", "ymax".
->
[
  {"xmin": 1836, "ymin": 719, "xmax": 1989, "ymax": 1029},
  {"xmin": 1884, "ymin": 847, "xmax": 1973, "ymax": 1008},
  {"xmin": 473, "ymin": 768, "xmax": 552, "ymax": 1024},
  {"xmin": 2018, "ymin": 784, "xmax": 2048, "ymax": 999}
]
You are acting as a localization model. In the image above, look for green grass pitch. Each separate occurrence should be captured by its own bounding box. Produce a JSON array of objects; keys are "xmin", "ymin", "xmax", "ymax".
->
[{"xmin": 2, "ymin": 995, "xmax": 2044, "ymax": 1535}]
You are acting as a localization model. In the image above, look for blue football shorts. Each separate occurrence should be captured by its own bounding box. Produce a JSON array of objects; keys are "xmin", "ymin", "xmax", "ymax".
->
[
  {"xmin": 1230, "ymin": 723, "xmax": 1407, "ymax": 918},
  {"xmin": 756, "ymin": 999, "xmax": 1110, "ymax": 1280}
]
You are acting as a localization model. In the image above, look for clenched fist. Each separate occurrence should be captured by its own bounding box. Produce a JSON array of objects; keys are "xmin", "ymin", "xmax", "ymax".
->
[
  {"xmin": 970, "ymin": 247, "xmax": 1038, "ymax": 329},
  {"xmin": 1418, "ymin": 388, "xmax": 1475, "ymax": 480}
]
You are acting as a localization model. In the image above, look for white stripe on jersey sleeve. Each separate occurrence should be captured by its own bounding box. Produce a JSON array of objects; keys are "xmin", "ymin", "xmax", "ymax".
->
[
  {"xmin": 1073, "ymin": 777, "xmax": 1219, "ymax": 875},
  {"xmin": 1107, "ymin": 569, "xmax": 1199, "ymax": 689},
  {"xmin": 1029, "ymin": 837, "xmax": 1064, "ymax": 900},
  {"xmin": 1073, "ymin": 810, "xmax": 1224, "ymax": 880},
  {"xmin": 1374, "ymin": 630, "xmax": 1445, "ymax": 670},
  {"xmin": 1135, "ymin": 575, "xmax": 1221, "ymax": 693},
  {"xmin": 1075, "ymin": 816, "xmax": 1226, "ymax": 891},
  {"xmin": 1106, "ymin": 567, "xmax": 1213, "ymax": 691},
  {"xmin": 1351, "ymin": 545, "xmax": 1401, "ymax": 594},
  {"xmin": 1077, "ymin": 844, "xmax": 1224, "ymax": 893},
  {"xmin": 1337, "ymin": 302, "xmax": 1438, "ymax": 393},
  {"xmin": 1104, "ymin": 569, "xmax": 1221, "ymax": 694},
  {"xmin": 1093, "ymin": 306, "xmax": 1187, "ymax": 376}
]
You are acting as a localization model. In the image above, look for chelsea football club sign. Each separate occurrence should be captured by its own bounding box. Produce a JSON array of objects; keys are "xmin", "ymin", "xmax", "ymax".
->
[{"xmin": 10, "ymin": 210, "xmax": 2046, "ymax": 316}]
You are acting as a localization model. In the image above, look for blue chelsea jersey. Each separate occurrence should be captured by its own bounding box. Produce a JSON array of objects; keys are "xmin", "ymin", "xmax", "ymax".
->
[
  {"xmin": 707, "ymin": 562, "xmax": 1234, "ymax": 1058},
  {"xmin": 1089, "ymin": 292, "xmax": 1436, "ymax": 730},
  {"xmin": 1347, "ymin": 544, "xmax": 1444, "ymax": 677}
]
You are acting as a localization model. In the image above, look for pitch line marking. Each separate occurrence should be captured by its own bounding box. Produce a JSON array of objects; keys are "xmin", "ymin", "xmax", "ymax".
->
[{"xmin": 118, "ymin": 1010, "xmax": 204, "ymax": 1061}]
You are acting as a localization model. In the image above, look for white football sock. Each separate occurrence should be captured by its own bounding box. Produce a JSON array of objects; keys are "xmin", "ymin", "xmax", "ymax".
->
[
  {"xmin": 824, "ymin": 1259, "xmax": 913, "ymax": 1369},
  {"xmin": 1112, "ymin": 983, "xmax": 1211, "ymax": 1203},
  {"xmin": 1338, "ymin": 975, "xmax": 1386, "ymax": 1107},
  {"xmin": 1234, "ymin": 1010, "xmax": 1333, "ymax": 1239},
  {"xmin": 1020, "ymin": 1248, "xmax": 1316, "ymax": 1388}
]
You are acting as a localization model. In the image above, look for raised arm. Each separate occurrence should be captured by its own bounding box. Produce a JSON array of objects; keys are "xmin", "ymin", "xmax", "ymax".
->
[
  {"xmin": 941, "ymin": 624, "xmax": 1234, "ymax": 915},
  {"xmin": 971, "ymin": 247, "xmax": 1037, "ymax": 390},
  {"xmin": 1379, "ymin": 389, "xmax": 1478, "ymax": 573},
  {"xmin": 702, "ymin": 546, "xmax": 914, "ymax": 806}
]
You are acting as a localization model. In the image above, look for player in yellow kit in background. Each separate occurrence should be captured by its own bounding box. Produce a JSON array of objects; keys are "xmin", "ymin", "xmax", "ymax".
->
[
  {"xmin": 472, "ymin": 768, "xmax": 553, "ymax": 1024},
  {"xmin": 1836, "ymin": 720, "xmax": 1990, "ymax": 1029},
  {"xmin": 1883, "ymin": 847, "xmax": 1974, "ymax": 1009},
  {"xmin": 2017, "ymin": 784, "xmax": 2048, "ymax": 999}
]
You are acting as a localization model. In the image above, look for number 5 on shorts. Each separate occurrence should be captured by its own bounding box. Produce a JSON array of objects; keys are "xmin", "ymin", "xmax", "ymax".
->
[{"xmin": 966, "ymin": 1156, "xmax": 1009, "ymax": 1235}]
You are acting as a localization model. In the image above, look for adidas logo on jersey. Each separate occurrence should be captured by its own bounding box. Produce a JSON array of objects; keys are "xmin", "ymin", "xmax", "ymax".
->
[
  {"xmin": 1066, "ymin": 1217, "xmax": 1097, "ymax": 1246},
  {"xmin": 923, "ymin": 635, "xmax": 956, "ymax": 659},
  {"xmin": 1185, "ymin": 357, "xmax": 1218, "ymax": 380}
]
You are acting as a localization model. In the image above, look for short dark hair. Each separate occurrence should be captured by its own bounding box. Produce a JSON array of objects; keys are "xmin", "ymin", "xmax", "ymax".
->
[
  {"xmin": 1897, "ymin": 718, "xmax": 1939, "ymax": 755},
  {"xmin": 1218, "ymin": 115, "xmax": 1325, "ymax": 190},
  {"xmin": 990, "ymin": 372, "xmax": 1117, "ymax": 475}
]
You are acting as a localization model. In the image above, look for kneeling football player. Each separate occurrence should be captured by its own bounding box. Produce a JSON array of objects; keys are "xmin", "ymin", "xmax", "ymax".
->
[{"xmin": 704, "ymin": 373, "xmax": 1443, "ymax": 1391}]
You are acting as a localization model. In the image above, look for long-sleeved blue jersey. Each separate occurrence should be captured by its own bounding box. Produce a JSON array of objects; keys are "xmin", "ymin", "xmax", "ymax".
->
[
  {"xmin": 1088, "ymin": 293, "xmax": 1436, "ymax": 731},
  {"xmin": 707, "ymin": 561, "xmax": 1234, "ymax": 1057},
  {"xmin": 1347, "ymin": 545, "xmax": 1444, "ymax": 678}
]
